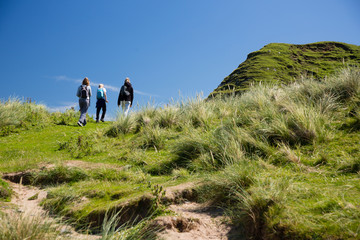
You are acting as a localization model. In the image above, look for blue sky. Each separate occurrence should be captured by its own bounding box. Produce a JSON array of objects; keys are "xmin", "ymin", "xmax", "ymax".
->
[{"xmin": 1, "ymin": 0, "xmax": 359, "ymax": 120}]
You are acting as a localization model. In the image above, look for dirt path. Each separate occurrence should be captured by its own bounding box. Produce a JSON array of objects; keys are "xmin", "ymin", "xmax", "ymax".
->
[
  {"xmin": 155, "ymin": 202, "xmax": 232, "ymax": 240},
  {"xmin": 2, "ymin": 181, "xmax": 100, "ymax": 240},
  {"xmin": 2, "ymin": 174, "xmax": 237, "ymax": 239}
]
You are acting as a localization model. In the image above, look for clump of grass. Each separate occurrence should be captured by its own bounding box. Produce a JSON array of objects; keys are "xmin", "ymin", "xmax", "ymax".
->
[
  {"xmin": 51, "ymin": 108, "xmax": 79, "ymax": 125},
  {"xmin": 153, "ymin": 105, "xmax": 180, "ymax": 129},
  {"xmin": 171, "ymin": 131, "xmax": 213, "ymax": 170},
  {"xmin": 58, "ymin": 133, "xmax": 103, "ymax": 158},
  {"xmin": 106, "ymin": 115, "xmax": 137, "ymax": 137},
  {"xmin": 90, "ymin": 168, "xmax": 148, "ymax": 183},
  {"xmin": 136, "ymin": 126, "xmax": 168, "ymax": 151},
  {"xmin": 41, "ymin": 187, "xmax": 81, "ymax": 215},
  {"xmin": 0, "ymin": 179, "xmax": 12, "ymax": 201},
  {"xmin": 337, "ymin": 158, "xmax": 360, "ymax": 174},
  {"xmin": 181, "ymin": 95, "xmax": 215, "ymax": 129},
  {"xmin": 30, "ymin": 166, "xmax": 89, "ymax": 187},
  {"xmin": 0, "ymin": 212, "xmax": 59, "ymax": 240},
  {"xmin": 326, "ymin": 67, "xmax": 360, "ymax": 101},
  {"xmin": 101, "ymin": 210, "xmax": 159, "ymax": 240},
  {"xmin": 0, "ymin": 98, "xmax": 51, "ymax": 135}
]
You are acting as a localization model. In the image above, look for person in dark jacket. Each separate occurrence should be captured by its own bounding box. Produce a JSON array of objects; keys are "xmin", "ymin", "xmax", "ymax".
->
[{"xmin": 117, "ymin": 77, "xmax": 134, "ymax": 116}]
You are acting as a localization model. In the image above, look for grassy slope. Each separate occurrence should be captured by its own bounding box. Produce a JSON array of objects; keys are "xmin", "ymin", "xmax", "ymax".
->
[
  {"xmin": 211, "ymin": 41, "xmax": 360, "ymax": 96},
  {"xmin": 1, "ymin": 67, "xmax": 360, "ymax": 239}
]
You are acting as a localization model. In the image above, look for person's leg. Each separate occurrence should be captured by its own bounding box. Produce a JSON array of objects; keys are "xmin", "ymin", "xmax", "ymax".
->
[
  {"xmin": 78, "ymin": 99, "xmax": 86, "ymax": 125},
  {"xmin": 121, "ymin": 100, "xmax": 125, "ymax": 114},
  {"xmin": 124, "ymin": 101, "xmax": 131, "ymax": 116},
  {"xmin": 79, "ymin": 99, "xmax": 89, "ymax": 126},
  {"xmin": 101, "ymin": 101, "xmax": 106, "ymax": 121},
  {"xmin": 96, "ymin": 102, "xmax": 101, "ymax": 122}
]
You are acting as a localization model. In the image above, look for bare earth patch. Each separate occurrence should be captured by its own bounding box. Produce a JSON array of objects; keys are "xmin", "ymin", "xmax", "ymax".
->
[
  {"xmin": 1, "ymin": 181, "xmax": 100, "ymax": 240},
  {"xmin": 155, "ymin": 202, "xmax": 232, "ymax": 240},
  {"xmin": 39, "ymin": 160, "xmax": 123, "ymax": 171}
]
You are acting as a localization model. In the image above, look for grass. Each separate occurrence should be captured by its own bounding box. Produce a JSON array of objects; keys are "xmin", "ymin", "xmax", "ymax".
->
[
  {"xmin": 211, "ymin": 41, "xmax": 360, "ymax": 96},
  {"xmin": 0, "ymin": 212, "xmax": 60, "ymax": 240},
  {"xmin": 0, "ymin": 66, "xmax": 360, "ymax": 239}
]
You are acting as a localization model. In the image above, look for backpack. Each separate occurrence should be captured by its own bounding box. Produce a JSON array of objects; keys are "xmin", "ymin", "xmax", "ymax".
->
[
  {"xmin": 97, "ymin": 88, "xmax": 104, "ymax": 99},
  {"xmin": 120, "ymin": 85, "xmax": 130, "ymax": 97},
  {"xmin": 80, "ymin": 85, "xmax": 89, "ymax": 98}
]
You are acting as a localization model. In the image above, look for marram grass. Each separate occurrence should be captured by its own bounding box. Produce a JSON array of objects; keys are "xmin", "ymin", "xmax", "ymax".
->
[{"xmin": 1, "ymin": 67, "xmax": 360, "ymax": 239}]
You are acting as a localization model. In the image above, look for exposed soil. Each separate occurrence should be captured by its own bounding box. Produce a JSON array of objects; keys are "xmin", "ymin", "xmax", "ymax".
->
[
  {"xmin": 39, "ymin": 160, "xmax": 124, "ymax": 171},
  {"xmin": 1, "ymin": 180, "xmax": 100, "ymax": 240},
  {"xmin": 2, "ymin": 170, "xmax": 240, "ymax": 239},
  {"xmin": 154, "ymin": 202, "xmax": 234, "ymax": 240}
]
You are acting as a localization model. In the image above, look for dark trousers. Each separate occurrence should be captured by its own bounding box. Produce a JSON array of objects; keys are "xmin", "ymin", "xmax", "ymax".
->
[{"xmin": 96, "ymin": 99, "xmax": 106, "ymax": 121}]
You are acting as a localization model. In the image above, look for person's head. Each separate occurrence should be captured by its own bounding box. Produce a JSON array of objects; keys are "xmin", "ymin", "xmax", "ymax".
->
[
  {"xmin": 82, "ymin": 77, "xmax": 90, "ymax": 86},
  {"xmin": 124, "ymin": 77, "xmax": 130, "ymax": 84},
  {"xmin": 98, "ymin": 84, "xmax": 104, "ymax": 88}
]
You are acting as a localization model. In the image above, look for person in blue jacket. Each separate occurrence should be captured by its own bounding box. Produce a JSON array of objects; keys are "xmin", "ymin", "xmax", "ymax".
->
[{"xmin": 96, "ymin": 84, "xmax": 108, "ymax": 122}]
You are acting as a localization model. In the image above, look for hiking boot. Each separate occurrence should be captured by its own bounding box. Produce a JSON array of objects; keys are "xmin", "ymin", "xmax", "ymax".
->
[
  {"xmin": 77, "ymin": 121, "xmax": 83, "ymax": 127},
  {"xmin": 101, "ymin": 119, "xmax": 105, "ymax": 122}
]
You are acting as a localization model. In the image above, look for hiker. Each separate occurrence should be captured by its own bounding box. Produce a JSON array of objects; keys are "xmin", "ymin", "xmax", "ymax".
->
[
  {"xmin": 117, "ymin": 77, "xmax": 134, "ymax": 116},
  {"xmin": 96, "ymin": 84, "xmax": 108, "ymax": 122},
  {"xmin": 76, "ymin": 77, "xmax": 92, "ymax": 127}
]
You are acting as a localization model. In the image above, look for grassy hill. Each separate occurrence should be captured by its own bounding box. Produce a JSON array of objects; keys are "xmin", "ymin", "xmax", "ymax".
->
[
  {"xmin": 210, "ymin": 41, "xmax": 360, "ymax": 96},
  {"xmin": 1, "ymin": 67, "xmax": 360, "ymax": 239}
]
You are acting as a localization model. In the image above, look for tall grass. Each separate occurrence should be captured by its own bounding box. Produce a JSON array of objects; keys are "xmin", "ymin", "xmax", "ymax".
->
[
  {"xmin": 193, "ymin": 67, "xmax": 360, "ymax": 239},
  {"xmin": 0, "ymin": 98, "xmax": 51, "ymax": 135},
  {"xmin": 2, "ymin": 67, "xmax": 359, "ymax": 239},
  {"xmin": 100, "ymin": 211, "xmax": 159, "ymax": 240},
  {"xmin": 0, "ymin": 212, "xmax": 59, "ymax": 240}
]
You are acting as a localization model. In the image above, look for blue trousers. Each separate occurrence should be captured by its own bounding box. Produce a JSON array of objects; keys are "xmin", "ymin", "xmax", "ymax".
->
[{"xmin": 79, "ymin": 98, "xmax": 90, "ymax": 125}]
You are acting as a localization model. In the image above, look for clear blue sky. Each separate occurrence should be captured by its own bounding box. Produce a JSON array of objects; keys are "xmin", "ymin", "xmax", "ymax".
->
[{"xmin": 1, "ymin": 0, "xmax": 359, "ymax": 120}]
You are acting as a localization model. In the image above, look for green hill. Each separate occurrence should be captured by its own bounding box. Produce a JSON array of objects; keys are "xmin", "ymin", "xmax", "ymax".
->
[
  {"xmin": 210, "ymin": 41, "xmax": 360, "ymax": 96},
  {"xmin": 1, "ymin": 67, "xmax": 360, "ymax": 239}
]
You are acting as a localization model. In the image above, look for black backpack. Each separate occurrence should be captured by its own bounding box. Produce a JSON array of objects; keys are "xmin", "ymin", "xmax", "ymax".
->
[
  {"xmin": 80, "ymin": 85, "xmax": 89, "ymax": 98},
  {"xmin": 120, "ymin": 85, "xmax": 130, "ymax": 97}
]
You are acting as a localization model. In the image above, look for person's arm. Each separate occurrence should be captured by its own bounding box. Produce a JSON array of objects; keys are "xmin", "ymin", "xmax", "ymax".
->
[
  {"xmin": 104, "ymin": 89, "xmax": 108, "ymax": 103},
  {"xmin": 130, "ymin": 86, "xmax": 134, "ymax": 107},
  {"xmin": 76, "ymin": 86, "xmax": 80, "ymax": 97},
  {"xmin": 117, "ymin": 90, "xmax": 121, "ymax": 106}
]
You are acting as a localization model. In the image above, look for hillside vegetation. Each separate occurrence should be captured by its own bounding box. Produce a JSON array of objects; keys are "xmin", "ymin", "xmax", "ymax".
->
[
  {"xmin": 211, "ymin": 41, "xmax": 360, "ymax": 96},
  {"xmin": 1, "ymin": 67, "xmax": 360, "ymax": 239}
]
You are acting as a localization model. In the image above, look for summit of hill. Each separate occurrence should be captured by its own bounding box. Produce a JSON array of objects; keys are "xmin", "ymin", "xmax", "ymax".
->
[{"xmin": 210, "ymin": 41, "xmax": 360, "ymax": 96}]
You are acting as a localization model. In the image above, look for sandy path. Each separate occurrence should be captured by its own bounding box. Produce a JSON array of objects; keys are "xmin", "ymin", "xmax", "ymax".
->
[
  {"xmin": 3, "ymin": 181, "xmax": 100, "ymax": 240},
  {"xmin": 156, "ymin": 201, "xmax": 232, "ymax": 240}
]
